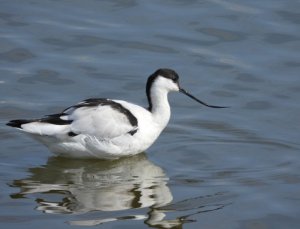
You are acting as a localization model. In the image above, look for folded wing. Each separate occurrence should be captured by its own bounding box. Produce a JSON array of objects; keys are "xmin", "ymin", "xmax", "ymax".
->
[
  {"xmin": 7, "ymin": 98, "xmax": 138, "ymax": 139},
  {"xmin": 65, "ymin": 98, "xmax": 138, "ymax": 139}
]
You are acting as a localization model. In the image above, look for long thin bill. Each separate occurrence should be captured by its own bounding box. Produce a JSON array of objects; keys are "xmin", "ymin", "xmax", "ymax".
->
[{"xmin": 179, "ymin": 88, "xmax": 228, "ymax": 108}]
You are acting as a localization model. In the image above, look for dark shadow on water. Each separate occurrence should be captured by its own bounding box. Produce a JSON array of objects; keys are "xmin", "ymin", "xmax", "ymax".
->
[{"xmin": 10, "ymin": 153, "xmax": 231, "ymax": 228}]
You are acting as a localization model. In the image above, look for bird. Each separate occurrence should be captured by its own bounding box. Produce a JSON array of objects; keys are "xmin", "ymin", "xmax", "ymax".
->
[{"xmin": 7, "ymin": 68, "xmax": 227, "ymax": 159}]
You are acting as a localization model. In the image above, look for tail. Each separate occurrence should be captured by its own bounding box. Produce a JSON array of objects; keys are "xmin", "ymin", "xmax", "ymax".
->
[{"xmin": 6, "ymin": 119, "xmax": 33, "ymax": 129}]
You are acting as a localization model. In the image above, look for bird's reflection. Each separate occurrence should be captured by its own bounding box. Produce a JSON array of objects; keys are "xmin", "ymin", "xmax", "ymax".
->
[
  {"xmin": 11, "ymin": 154, "xmax": 230, "ymax": 228},
  {"xmin": 11, "ymin": 153, "xmax": 172, "ymax": 212}
]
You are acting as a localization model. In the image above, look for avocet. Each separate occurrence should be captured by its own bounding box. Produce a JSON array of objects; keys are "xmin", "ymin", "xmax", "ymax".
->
[{"xmin": 7, "ymin": 68, "xmax": 226, "ymax": 159}]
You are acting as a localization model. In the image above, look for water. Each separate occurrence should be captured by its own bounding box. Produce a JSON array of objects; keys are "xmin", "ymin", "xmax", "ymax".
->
[{"xmin": 1, "ymin": 0, "xmax": 300, "ymax": 228}]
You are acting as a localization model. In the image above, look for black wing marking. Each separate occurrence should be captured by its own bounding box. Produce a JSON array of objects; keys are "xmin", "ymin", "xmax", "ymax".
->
[
  {"xmin": 64, "ymin": 98, "xmax": 138, "ymax": 127},
  {"xmin": 128, "ymin": 129, "xmax": 138, "ymax": 136},
  {"xmin": 7, "ymin": 98, "xmax": 139, "ymax": 136},
  {"xmin": 68, "ymin": 131, "xmax": 78, "ymax": 137},
  {"xmin": 7, "ymin": 119, "xmax": 32, "ymax": 128},
  {"xmin": 40, "ymin": 114, "xmax": 72, "ymax": 125},
  {"xmin": 7, "ymin": 114, "xmax": 72, "ymax": 128}
]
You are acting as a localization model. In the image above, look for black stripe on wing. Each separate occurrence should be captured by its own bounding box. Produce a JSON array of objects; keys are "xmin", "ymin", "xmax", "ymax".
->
[
  {"xmin": 63, "ymin": 98, "xmax": 138, "ymax": 127},
  {"xmin": 7, "ymin": 98, "xmax": 139, "ymax": 137},
  {"xmin": 7, "ymin": 114, "xmax": 72, "ymax": 129},
  {"xmin": 41, "ymin": 114, "xmax": 72, "ymax": 125}
]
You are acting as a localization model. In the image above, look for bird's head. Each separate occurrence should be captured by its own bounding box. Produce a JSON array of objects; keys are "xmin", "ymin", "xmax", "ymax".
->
[{"xmin": 146, "ymin": 68, "xmax": 228, "ymax": 111}]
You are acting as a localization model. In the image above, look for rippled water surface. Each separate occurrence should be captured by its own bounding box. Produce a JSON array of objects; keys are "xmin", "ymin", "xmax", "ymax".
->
[{"xmin": 1, "ymin": 0, "xmax": 300, "ymax": 228}]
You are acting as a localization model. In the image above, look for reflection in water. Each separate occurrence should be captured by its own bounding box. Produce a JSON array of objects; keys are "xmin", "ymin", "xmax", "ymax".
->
[
  {"xmin": 11, "ymin": 154, "xmax": 172, "ymax": 213},
  {"xmin": 11, "ymin": 154, "xmax": 229, "ymax": 228}
]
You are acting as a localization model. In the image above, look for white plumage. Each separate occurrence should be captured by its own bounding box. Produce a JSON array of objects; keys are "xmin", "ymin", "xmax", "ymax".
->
[{"xmin": 7, "ymin": 68, "xmax": 226, "ymax": 159}]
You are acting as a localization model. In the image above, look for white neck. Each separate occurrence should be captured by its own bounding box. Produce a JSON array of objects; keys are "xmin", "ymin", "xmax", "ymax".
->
[{"xmin": 149, "ymin": 87, "xmax": 171, "ymax": 129}]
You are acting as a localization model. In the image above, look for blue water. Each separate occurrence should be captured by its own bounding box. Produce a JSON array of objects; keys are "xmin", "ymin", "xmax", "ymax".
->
[{"xmin": 1, "ymin": 0, "xmax": 300, "ymax": 228}]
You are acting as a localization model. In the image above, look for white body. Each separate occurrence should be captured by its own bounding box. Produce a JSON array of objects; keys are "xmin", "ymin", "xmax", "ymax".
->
[{"xmin": 19, "ymin": 76, "xmax": 179, "ymax": 159}]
